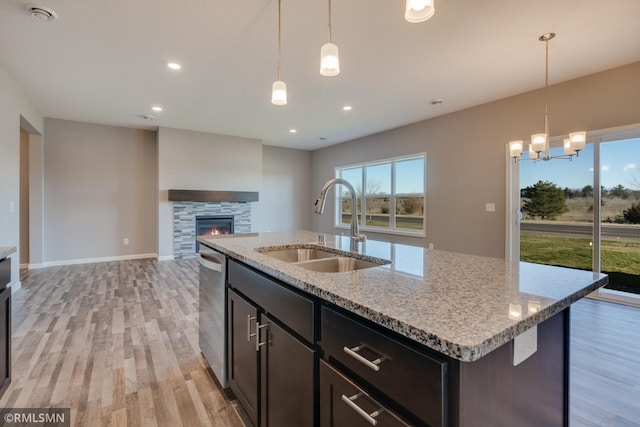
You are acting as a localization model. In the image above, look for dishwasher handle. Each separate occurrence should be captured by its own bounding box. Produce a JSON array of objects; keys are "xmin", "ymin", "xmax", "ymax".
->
[{"xmin": 199, "ymin": 253, "xmax": 224, "ymax": 272}]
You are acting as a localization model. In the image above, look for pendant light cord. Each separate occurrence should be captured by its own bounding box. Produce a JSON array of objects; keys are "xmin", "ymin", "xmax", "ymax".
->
[
  {"xmin": 277, "ymin": 0, "xmax": 282, "ymax": 80},
  {"xmin": 327, "ymin": 0, "xmax": 332, "ymax": 43},
  {"xmin": 544, "ymin": 37, "xmax": 549, "ymax": 138}
]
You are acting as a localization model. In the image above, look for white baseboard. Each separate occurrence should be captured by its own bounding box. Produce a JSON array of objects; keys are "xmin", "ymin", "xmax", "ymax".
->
[
  {"xmin": 34, "ymin": 253, "xmax": 159, "ymax": 268},
  {"xmin": 157, "ymin": 255, "xmax": 175, "ymax": 261},
  {"xmin": 28, "ymin": 263, "xmax": 45, "ymax": 270},
  {"xmin": 19, "ymin": 263, "xmax": 29, "ymax": 270}
]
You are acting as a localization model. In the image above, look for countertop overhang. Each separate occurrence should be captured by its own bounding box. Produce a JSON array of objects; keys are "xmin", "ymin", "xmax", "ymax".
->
[
  {"xmin": 0, "ymin": 247, "xmax": 16, "ymax": 259},
  {"xmin": 198, "ymin": 231, "xmax": 607, "ymax": 362}
]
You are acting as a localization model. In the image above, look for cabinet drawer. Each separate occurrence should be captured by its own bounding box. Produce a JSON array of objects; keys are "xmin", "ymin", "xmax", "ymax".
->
[
  {"xmin": 320, "ymin": 360, "xmax": 411, "ymax": 427},
  {"xmin": 0, "ymin": 258, "xmax": 9, "ymax": 289},
  {"xmin": 321, "ymin": 306, "xmax": 447, "ymax": 427},
  {"xmin": 228, "ymin": 260, "xmax": 315, "ymax": 343}
]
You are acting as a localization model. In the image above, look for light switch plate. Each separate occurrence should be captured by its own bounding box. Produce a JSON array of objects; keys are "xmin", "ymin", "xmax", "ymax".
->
[
  {"xmin": 513, "ymin": 326, "xmax": 537, "ymax": 366},
  {"xmin": 486, "ymin": 202, "xmax": 496, "ymax": 212}
]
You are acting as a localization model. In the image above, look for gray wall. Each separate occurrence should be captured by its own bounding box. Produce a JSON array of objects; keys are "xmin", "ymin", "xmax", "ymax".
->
[
  {"xmin": 261, "ymin": 146, "xmax": 312, "ymax": 232},
  {"xmin": 0, "ymin": 64, "xmax": 43, "ymax": 286},
  {"xmin": 43, "ymin": 119, "xmax": 157, "ymax": 262},
  {"xmin": 312, "ymin": 61, "xmax": 640, "ymax": 258},
  {"xmin": 157, "ymin": 127, "xmax": 262, "ymax": 258}
]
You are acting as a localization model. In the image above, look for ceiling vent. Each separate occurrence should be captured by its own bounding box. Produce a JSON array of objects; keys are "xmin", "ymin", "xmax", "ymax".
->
[{"xmin": 26, "ymin": 4, "xmax": 58, "ymax": 22}]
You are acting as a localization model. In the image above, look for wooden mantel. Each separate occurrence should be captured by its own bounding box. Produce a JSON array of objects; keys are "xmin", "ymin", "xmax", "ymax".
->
[{"xmin": 168, "ymin": 189, "xmax": 259, "ymax": 203}]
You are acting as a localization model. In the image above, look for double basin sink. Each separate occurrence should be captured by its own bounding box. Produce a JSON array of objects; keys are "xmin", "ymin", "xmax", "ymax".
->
[{"xmin": 256, "ymin": 245, "xmax": 390, "ymax": 273}]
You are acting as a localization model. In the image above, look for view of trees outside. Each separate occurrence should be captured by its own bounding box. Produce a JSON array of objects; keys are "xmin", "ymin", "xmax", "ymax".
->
[
  {"xmin": 337, "ymin": 156, "xmax": 425, "ymax": 233},
  {"xmin": 520, "ymin": 139, "xmax": 640, "ymax": 295}
]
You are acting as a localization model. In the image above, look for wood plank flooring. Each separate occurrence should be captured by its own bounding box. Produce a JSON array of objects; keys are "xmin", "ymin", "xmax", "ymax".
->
[
  {"xmin": 1, "ymin": 259, "xmax": 639, "ymax": 426},
  {"xmin": 570, "ymin": 298, "xmax": 640, "ymax": 426},
  {"xmin": 0, "ymin": 259, "xmax": 243, "ymax": 427}
]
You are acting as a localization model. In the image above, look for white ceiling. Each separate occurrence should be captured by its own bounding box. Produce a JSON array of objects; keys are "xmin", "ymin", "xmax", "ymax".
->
[{"xmin": 1, "ymin": 0, "xmax": 640, "ymax": 150}]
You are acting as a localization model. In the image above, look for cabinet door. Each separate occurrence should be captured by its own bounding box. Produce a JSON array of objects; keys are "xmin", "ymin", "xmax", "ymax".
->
[
  {"xmin": 320, "ymin": 360, "xmax": 411, "ymax": 427},
  {"xmin": 260, "ymin": 314, "xmax": 315, "ymax": 427},
  {"xmin": 0, "ymin": 287, "xmax": 10, "ymax": 397},
  {"xmin": 228, "ymin": 290, "xmax": 259, "ymax": 426}
]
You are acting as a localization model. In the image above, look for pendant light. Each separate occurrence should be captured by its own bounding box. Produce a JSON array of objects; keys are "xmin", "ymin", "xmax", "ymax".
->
[
  {"xmin": 405, "ymin": 0, "xmax": 435, "ymax": 23},
  {"xmin": 508, "ymin": 33, "xmax": 586, "ymax": 162},
  {"xmin": 271, "ymin": 0, "xmax": 287, "ymax": 105},
  {"xmin": 320, "ymin": 0, "xmax": 340, "ymax": 76}
]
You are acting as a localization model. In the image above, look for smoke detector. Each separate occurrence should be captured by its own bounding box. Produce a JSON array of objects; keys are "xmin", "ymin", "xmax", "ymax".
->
[{"xmin": 25, "ymin": 4, "xmax": 58, "ymax": 22}]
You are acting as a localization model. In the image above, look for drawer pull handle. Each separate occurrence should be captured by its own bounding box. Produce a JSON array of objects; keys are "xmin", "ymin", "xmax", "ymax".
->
[
  {"xmin": 255, "ymin": 322, "xmax": 269, "ymax": 352},
  {"xmin": 341, "ymin": 393, "xmax": 384, "ymax": 425},
  {"xmin": 247, "ymin": 315, "xmax": 256, "ymax": 342},
  {"xmin": 343, "ymin": 345, "xmax": 386, "ymax": 371}
]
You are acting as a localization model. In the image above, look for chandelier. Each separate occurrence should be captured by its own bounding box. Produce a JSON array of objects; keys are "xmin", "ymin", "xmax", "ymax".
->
[{"xmin": 508, "ymin": 33, "xmax": 586, "ymax": 162}]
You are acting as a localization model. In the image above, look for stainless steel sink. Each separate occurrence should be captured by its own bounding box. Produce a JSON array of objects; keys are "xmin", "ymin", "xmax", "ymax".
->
[
  {"xmin": 256, "ymin": 245, "xmax": 390, "ymax": 273},
  {"xmin": 295, "ymin": 257, "xmax": 383, "ymax": 273},
  {"xmin": 258, "ymin": 247, "xmax": 338, "ymax": 262}
]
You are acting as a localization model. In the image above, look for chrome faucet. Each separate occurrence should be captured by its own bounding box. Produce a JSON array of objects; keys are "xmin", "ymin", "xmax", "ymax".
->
[{"xmin": 314, "ymin": 178, "xmax": 366, "ymax": 250}]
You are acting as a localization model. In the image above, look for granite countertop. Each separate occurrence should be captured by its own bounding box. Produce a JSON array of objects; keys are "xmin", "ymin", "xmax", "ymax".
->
[
  {"xmin": 0, "ymin": 247, "xmax": 16, "ymax": 259},
  {"xmin": 199, "ymin": 231, "xmax": 607, "ymax": 362}
]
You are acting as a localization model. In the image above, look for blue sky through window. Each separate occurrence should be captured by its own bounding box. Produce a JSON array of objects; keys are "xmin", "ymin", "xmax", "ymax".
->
[{"xmin": 520, "ymin": 138, "xmax": 640, "ymax": 190}]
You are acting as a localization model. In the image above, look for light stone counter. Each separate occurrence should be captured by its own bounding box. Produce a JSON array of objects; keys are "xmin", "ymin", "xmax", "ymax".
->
[
  {"xmin": 0, "ymin": 247, "xmax": 16, "ymax": 259},
  {"xmin": 199, "ymin": 230, "xmax": 607, "ymax": 362}
]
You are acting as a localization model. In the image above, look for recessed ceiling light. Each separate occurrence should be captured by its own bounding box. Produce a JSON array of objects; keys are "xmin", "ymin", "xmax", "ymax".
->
[
  {"xmin": 342, "ymin": 106, "xmax": 352, "ymax": 111},
  {"xmin": 289, "ymin": 129, "xmax": 297, "ymax": 134},
  {"xmin": 167, "ymin": 62, "xmax": 182, "ymax": 70},
  {"xmin": 151, "ymin": 106, "xmax": 163, "ymax": 112},
  {"xmin": 26, "ymin": 4, "xmax": 58, "ymax": 21}
]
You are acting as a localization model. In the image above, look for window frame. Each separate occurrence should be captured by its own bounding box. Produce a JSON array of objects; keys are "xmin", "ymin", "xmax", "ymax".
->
[{"xmin": 334, "ymin": 153, "xmax": 426, "ymax": 237}]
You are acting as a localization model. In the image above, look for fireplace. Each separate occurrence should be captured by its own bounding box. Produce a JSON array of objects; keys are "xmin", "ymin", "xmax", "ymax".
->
[{"xmin": 196, "ymin": 215, "xmax": 234, "ymax": 252}]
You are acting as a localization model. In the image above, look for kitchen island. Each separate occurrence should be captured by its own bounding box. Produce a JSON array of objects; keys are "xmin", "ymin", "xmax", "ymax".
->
[{"xmin": 198, "ymin": 231, "xmax": 607, "ymax": 426}]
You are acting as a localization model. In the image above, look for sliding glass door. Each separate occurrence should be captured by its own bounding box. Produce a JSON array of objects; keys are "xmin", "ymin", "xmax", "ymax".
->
[
  {"xmin": 519, "ymin": 144, "xmax": 594, "ymax": 277},
  {"xmin": 598, "ymin": 138, "xmax": 640, "ymax": 298},
  {"xmin": 509, "ymin": 127, "xmax": 640, "ymax": 303}
]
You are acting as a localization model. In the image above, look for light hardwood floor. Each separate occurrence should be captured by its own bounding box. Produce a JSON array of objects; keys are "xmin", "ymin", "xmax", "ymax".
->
[
  {"xmin": 0, "ymin": 259, "xmax": 243, "ymax": 427},
  {"xmin": 1, "ymin": 259, "xmax": 639, "ymax": 426}
]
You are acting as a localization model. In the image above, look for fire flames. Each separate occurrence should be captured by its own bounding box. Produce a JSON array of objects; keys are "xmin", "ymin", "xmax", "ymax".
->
[{"xmin": 205, "ymin": 228, "xmax": 229, "ymax": 236}]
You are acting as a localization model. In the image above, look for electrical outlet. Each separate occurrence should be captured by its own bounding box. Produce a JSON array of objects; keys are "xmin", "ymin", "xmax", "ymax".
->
[
  {"xmin": 486, "ymin": 202, "xmax": 496, "ymax": 212},
  {"xmin": 513, "ymin": 326, "xmax": 537, "ymax": 366},
  {"xmin": 428, "ymin": 243, "xmax": 434, "ymax": 250},
  {"xmin": 123, "ymin": 238, "xmax": 129, "ymax": 245}
]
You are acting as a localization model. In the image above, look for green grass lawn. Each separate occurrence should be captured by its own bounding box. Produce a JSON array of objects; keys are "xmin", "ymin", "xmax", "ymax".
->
[{"xmin": 520, "ymin": 233, "xmax": 640, "ymax": 294}]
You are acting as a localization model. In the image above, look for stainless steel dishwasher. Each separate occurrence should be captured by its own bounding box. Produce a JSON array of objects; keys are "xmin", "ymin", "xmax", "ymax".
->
[{"xmin": 198, "ymin": 244, "xmax": 228, "ymax": 388}]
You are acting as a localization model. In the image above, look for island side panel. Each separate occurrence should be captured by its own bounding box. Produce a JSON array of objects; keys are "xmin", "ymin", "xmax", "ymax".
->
[{"xmin": 457, "ymin": 309, "xmax": 569, "ymax": 427}]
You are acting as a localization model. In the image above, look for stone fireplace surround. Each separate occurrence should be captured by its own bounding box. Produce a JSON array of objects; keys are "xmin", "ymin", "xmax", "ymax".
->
[{"xmin": 169, "ymin": 190, "xmax": 258, "ymax": 258}]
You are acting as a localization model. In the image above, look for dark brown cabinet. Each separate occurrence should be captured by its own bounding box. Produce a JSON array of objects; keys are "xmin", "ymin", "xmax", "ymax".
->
[
  {"xmin": 0, "ymin": 287, "xmax": 10, "ymax": 397},
  {"xmin": 228, "ymin": 289, "xmax": 260, "ymax": 426},
  {"xmin": 227, "ymin": 261, "xmax": 316, "ymax": 427},
  {"xmin": 260, "ymin": 314, "xmax": 315, "ymax": 427},
  {"xmin": 0, "ymin": 256, "xmax": 11, "ymax": 398},
  {"xmin": 320, "ymin": 360, "xmax": 411, "ymax": 427},
  {"xmin": 321, "ymin": 306, "xmax": 448, "ymax": 426}
]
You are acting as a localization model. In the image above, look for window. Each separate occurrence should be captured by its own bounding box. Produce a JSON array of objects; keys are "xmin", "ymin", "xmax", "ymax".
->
[{"xmin": 335, "ymin": 154, "xmax": 425, "ymax": 236}]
